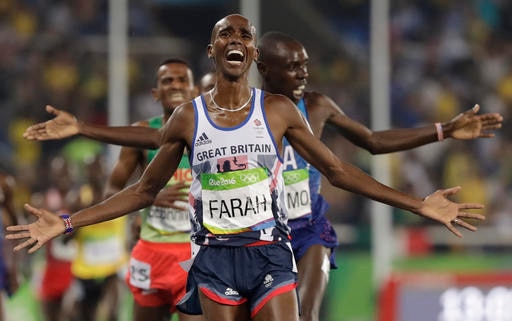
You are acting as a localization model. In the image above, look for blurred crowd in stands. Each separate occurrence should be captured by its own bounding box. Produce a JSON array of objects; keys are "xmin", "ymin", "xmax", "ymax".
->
[
  {"xmin": 1, "ymin": 0, "xmax": 511, "ymax": 246},
  {"xmin": 314, "ymin": 0, "xmax": 512, "ymax": 239}
]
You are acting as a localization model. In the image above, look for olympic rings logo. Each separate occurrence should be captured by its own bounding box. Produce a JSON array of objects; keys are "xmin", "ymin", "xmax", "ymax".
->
[
  {"xmin": 284, "ymin": 172, "xmax": 302, "ymax": 183},
  {"xmin": 238, "ymin": 173, "xmax": 260, "ymax": 183}
]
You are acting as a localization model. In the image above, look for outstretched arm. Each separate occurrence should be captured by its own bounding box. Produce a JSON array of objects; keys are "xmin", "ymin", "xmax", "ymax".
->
[
  {"xmin": 7, "ymin": 104, "xmax": 194, "ymax": 253},
  {"xmin": 269, "ymin": 94, "xmax": 485, "ymax": 237},
  {"xmin": 7, "ymin": 140, "xmax": 185, "ymax": 253},
  {"xmin": 24, "ymin": 105, "xmax": 162, "ymax": 149},
  {"xmin": 321, "ymin": 95, "xmax": 503, "ymax": 154}
]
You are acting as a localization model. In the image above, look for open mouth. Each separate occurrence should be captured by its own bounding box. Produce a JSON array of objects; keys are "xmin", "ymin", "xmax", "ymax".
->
[
  {"xmin": 226, "ymin": 50, "xmax": 244, "ymax": 65},
  {"xmin": 168, "ymin": 92, "xmax": 185, "ymax": 102},
  {"xmin": 293, "ymin": 85, "xmax": 306, "ymax": 98}
]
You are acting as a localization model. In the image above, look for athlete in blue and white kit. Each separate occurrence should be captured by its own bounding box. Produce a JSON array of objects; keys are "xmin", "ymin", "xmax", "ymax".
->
[
  {"xmin": 178, "ymin": 87, "xmax": 297, "ymax": 319},
  {"xmin": 256, "ymin": 31, "xmax": 503, "ymax": 321},
  {"xmin": 9, "ymin": 14, "xmax": 486, "ymax": 321}
]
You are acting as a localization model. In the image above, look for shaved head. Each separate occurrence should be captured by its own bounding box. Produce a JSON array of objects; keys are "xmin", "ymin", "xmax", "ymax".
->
[
  {"xmin": 258, "ymin": 31, "xmax": 302, "ymax": 63},
  {"xmin": 210, "ymin": 14, "xmax": 256, "ymax": 44}
]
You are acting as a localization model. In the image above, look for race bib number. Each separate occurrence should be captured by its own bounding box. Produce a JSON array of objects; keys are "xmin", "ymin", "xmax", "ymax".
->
[
  {"xmin": 129, "ymin": 257, "xmax": 151, "ymax": 289},
  {"xmin": 83, "ymin": 237, "xmax": 123, "ymax": 265},
  {"xmin": 147, "ymin": 204, "xmax": 191, "ymax": 233},
  {"xmin": 283, "ymin": 169, "xmax": 312, "ymax": 220},
  {"xmin": 201, "ymin": 167, "xmax": 275, "ymax": 234}
]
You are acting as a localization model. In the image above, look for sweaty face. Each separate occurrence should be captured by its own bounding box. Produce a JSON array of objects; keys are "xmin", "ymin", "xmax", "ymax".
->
[
  {"xmin": 209, "ymin": 15, "xmax": 257, "ymax": 78},
  {"xmin": 155, "ymin": 63, "xmax": 195, "ymax": 110},
  {"xmin": 263, "ymin": 42, "xmax": 309, "ymax": 102}
]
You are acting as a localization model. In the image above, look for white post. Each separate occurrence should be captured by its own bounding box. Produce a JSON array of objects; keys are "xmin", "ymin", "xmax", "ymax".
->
[
  {"xmin": 107, "ymin": 0, "xmax": 128, "ymax": 170},
  {"xmin": 370, "ymin": 0, "xmax": 393, "ymax": 289},
  {"xmin": 240, "ymin": 0, "xmax": 261, "ymax": 87}
]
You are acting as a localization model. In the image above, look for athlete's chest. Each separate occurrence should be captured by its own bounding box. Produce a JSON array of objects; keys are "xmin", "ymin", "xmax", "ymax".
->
[{"xmin": 206, "ymin": 109, "xmax": 251, "ymax": 127}]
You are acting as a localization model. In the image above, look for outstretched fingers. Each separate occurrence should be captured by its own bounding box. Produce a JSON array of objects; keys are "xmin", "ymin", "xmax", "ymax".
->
[
  {"xmin": 13, "ymin": 238, "xmax": 44, "ymax": 254},
  {"xmin": 440, "ymin": 186, "xmax": 462, "ymax": 197},
  {"xmin": 5, "ymin": 228, "xmax": 31, "ymax": 238},
  {"xmin": 446, "ymin": 207, "xmax": 486, "ymax": 237},
  {"xmin": 480, "ymin": 113, "xmax": 503, "ymax": 123},
  {"xmin": 6, "ymin": 227, "xmax": 36, "ymax": 253},
  {"xmin": 479, "ymin": 134, "xmax": 495, "ymax": 139},
  {"xmin": 481, "ymin": 113, "xmax": 503, "ymax": 124},
  {"xmin": 23, "ymin": 124, "xmax": 46, "ymax": 139},
  {"xmin": 450, "ymin": 211, "xmax": 485, "ymax": 228},
  {"xmin": 445, "ymin": 217, "xmax": 475, "ymax": 238},
  {"xmin": 27, "ymin": 241, "xmax": 44, "ymax": 254},
  {"xmin": 24, "ymin": 203, "xmax": 44, "ymax": 217},
  {"xmin": 25, "ymin": 123, "xmax": 46, "ymax": 132},
  {"xmin": 5, "ymin": 204, "xmax": 61, "ymax": 254},
  {"xmin": 23, "ymin": 105, "xmax": 67, "ymax": 141},
  {"xmin": 445, "ymin": 224, "xmax": 463, "ymax": 238},
  {"xmin": 437, "ymin": 187, "xmax": 485, "ymax": 237},
  {"xmin": 456, "ymin": 210, "xmax": 486, "ymax": 222},
  {"xmin": 45, "ymin": 105, "xmax": 60, "ymax": 116},
  {"xmin": 478, "ymin": 112, "xmax": 503, "ymax": 138},
  {"xmin": 12, "ymin": 237, "xmax": 37, "ymax": 253},
  {"xmin": 457, "ymin": 203, "xmax": 485, "ymax": 212}
]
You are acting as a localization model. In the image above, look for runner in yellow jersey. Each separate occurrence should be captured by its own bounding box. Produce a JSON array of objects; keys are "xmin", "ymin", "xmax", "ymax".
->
[{"xmin": 70, "ymin": 155, "xmax": 128, "ymax": 321}]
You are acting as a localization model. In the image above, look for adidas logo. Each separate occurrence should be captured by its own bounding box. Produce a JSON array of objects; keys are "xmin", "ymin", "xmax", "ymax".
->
[
  {"xmin": 195, "ymin": 132, "xmax": 212, "ymax": 147},
  {"xmin": 263, "ymin": 274, "xmax": 274, "ymax": 288},
  {"xmin": 224, "ymin": 288, "xmax": 239, "ymax": 296}
]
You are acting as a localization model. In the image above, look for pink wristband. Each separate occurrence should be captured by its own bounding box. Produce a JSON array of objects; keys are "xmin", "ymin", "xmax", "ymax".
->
[{"xmin": 435, "ymin": 122, "xmax": 444, "ymax": 141}]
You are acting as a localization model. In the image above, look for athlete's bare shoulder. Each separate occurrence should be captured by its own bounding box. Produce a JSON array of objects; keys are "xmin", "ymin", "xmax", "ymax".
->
[
  {"xmin": 161, "ymin": 100, "xmax": 196, "ymax": 144},
  {"xmin": 171, "ymin": 100, "xmax": 195, "ymax": 121},
  {"xmin": 263, "ymin": 91, "xmax": 297, "ymax": 112},
  {"xmin": 303, "ymin": 90, "xmax": 347, "ymax": 124},
  {"xmin": 303, "ymin": 91, "xmax": 338, "ymax": 109},
  {"xmin": 262, "ymin": 91, "xmax": 310, "ymax": 137}
]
